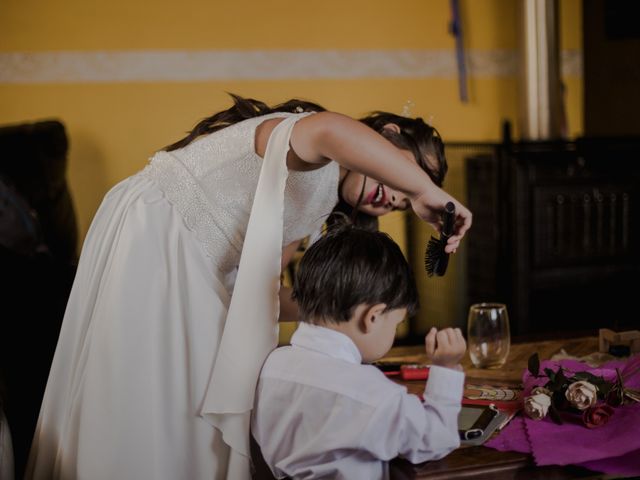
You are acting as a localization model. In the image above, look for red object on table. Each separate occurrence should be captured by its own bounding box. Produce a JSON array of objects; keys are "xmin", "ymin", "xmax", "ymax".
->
[
  {"xmin": 378, "ymin": 363, "xmax": 430, "ymax": 379},
  {"xmin": 400, "ymin": 365, "xmax": 430, "ymax": 381}
]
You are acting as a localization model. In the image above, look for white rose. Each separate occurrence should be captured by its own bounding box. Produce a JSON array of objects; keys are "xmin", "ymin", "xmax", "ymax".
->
[
  {"xmin": 531, "ymin": 386, "xmax": 552, "ymax": 397},
  {"xmin": 565, "ymin": 381, "xmax": 597, "ymax": 410},
  {"xmin": 524, "ymin": 393, "xmax": 551, "ymax": 420}
]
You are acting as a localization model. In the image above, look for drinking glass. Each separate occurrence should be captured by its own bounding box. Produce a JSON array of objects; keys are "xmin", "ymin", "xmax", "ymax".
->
[{"xmin": 467, "ymin": 303, "xmax": 511, "ymax": 369}]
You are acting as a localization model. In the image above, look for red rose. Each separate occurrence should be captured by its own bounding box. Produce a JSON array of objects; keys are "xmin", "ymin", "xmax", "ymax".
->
[{"xmin": 582, "ymin": 404, "xmax": 615, "ymax": 429}]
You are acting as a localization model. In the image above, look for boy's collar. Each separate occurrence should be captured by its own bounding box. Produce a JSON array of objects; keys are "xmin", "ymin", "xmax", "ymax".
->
[{"xmin": 290, "ymin": 322, "xmax": 362, "ymax": 364}]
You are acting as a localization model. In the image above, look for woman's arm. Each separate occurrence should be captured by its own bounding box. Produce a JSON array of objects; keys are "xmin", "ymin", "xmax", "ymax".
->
[
  {"xmin": 288, "ymin": 112, "xmax": 472, "ymax": 250},
  {"xmin": 278, "ymin": 240, "xmax": 302, "ymax": 323}
]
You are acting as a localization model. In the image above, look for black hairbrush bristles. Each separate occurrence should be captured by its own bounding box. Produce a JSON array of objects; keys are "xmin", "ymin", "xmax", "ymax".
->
[{"xmin": 424, "ymin": 202, "xmax": 456, "ymax": 277}]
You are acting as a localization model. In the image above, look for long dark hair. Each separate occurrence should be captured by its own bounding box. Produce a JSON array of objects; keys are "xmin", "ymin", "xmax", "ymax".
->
[
  {"xmin": 360, "ymin": 112, "xmax": 447, "ymax": 187},
  {"xmin": 164, "ymin": 94, "xmax": 447, "ymax": 231},
  {"xmin": 164, "ymin": 93, "xmax": 326, "ymax": 151}
]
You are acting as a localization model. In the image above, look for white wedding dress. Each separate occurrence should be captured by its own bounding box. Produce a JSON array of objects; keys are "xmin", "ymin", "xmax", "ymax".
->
[{"xmin": 25, "ymin": 112, "xmax": 339, "ymax": 480}]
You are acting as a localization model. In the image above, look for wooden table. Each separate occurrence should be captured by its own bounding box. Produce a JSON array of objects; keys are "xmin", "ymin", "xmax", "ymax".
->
[{"xmin": 385, "ymin": 335, "xmax": 615, "ymax": 480}]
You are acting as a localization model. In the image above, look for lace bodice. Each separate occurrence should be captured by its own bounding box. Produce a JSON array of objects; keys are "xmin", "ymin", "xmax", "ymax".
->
[{"xmin": 141, "ymin": 112, "xmax": 339, "ymax": 275}]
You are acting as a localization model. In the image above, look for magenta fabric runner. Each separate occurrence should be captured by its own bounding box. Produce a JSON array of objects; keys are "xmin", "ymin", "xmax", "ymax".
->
[{"xmin": 485, "ymin": 354, "xmax": 640, "ymax": 476}]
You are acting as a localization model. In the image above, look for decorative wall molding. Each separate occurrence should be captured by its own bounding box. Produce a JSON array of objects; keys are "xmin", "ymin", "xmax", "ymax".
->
[{"xmin": 0, "ymin": 49, "xmax": 582, "ymax": 84}]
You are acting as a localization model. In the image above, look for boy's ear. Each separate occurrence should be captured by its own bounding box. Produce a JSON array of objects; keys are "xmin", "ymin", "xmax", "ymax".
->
[{"xmin": 360, "ymin": 303, "xmax": 387, "ymax": 334}]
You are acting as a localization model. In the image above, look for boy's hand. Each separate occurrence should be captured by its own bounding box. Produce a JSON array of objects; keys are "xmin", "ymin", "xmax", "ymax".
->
[{"xmin": 425, "ymin": 327, "xmax": 466, "ymax": 371}]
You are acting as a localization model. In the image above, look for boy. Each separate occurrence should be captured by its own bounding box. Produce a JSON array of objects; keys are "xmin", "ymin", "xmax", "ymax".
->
[{"xmin": 251, "ymin": 225, "xmax": 466, "ymax": 479}]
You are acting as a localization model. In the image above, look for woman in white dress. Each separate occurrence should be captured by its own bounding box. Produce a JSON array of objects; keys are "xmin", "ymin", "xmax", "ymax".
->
[{"xmin": 25, "ymin": 94, "xmax": 472, "ymax": 480}]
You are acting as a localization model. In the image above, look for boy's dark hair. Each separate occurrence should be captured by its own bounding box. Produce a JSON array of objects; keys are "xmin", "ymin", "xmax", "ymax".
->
[{"xmin": 292, "ymin": 223, "xmax": 419, "ymax": 324}]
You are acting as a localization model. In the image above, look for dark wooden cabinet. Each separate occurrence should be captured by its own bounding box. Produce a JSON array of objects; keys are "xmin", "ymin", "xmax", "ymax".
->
[{"xmin": 466, "ymin": 137, "xmax": 640, "ymax": 336}]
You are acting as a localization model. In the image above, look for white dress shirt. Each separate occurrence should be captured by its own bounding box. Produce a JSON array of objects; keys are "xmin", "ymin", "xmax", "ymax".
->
[{"xmin": 251, "ymin": 323, "xmax": 465, "ymax": 480}]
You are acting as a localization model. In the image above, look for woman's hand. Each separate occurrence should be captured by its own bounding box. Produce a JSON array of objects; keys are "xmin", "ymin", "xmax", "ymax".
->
[{"xmin": 409, "ymin": 187, "xmax": 472, "ymax": 253}]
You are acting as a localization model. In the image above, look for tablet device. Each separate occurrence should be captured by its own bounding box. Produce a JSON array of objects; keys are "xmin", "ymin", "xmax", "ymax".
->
[{"xmin": 458, "ymin": 404, "xmax": 499, "ymax": 441}]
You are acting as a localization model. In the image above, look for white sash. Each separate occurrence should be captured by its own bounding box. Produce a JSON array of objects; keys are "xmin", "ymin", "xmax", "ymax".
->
[{"xmin": 201, "ymin": 114, "xmax": 304, "ymax": 476}]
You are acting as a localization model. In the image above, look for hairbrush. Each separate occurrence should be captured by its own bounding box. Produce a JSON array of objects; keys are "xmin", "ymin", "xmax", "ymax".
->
[{"xmin": 424, "ymin": 201, "xmax": 456, "ymax": 277}]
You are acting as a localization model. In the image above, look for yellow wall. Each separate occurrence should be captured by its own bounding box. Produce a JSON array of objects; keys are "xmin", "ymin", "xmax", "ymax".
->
[{"xmin": 1, "ymin": 0, "xmax": 583, "ymax": 341}]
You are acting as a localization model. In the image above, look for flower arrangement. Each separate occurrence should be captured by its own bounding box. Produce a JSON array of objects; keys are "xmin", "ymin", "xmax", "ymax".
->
[{"xmin": 523, "ymin": 353, "xmax": 640, "ymax": 428}]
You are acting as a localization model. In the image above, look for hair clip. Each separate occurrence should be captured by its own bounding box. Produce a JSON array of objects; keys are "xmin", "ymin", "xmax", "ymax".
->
[{"xmin": 401, "ymin": 100, "xmax": 415, "ymax": 118}]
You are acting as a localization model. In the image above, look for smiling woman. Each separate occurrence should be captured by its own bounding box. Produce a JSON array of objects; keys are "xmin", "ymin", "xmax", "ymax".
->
[{"xmin": 330, "ymin": 110, "xmax": 447, "ymax": 231}]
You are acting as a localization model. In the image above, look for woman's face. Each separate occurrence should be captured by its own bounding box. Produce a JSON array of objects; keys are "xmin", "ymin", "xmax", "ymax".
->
[{"xmin": 340, "ymin": 149, "xmax": 417, "ymax": 217}]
